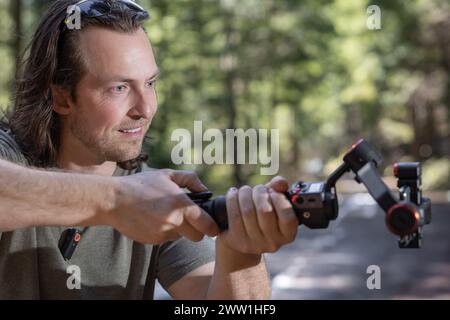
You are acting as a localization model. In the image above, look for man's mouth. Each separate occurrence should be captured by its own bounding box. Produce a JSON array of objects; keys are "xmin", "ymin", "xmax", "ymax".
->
[{"xmin": 119, "ymin": 127, "xmax": 142, "ymax": 133}]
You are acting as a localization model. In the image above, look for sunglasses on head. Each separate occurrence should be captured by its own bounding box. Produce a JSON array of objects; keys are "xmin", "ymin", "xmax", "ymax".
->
[{"xmin": 73, "ymin": 0, "xmax": 149, "ymax": 19}]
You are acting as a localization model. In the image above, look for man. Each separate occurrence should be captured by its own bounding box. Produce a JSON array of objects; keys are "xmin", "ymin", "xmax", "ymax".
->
[{"xmin": 0, "ymin": 0, "xmax": 298, "ymax": 299}]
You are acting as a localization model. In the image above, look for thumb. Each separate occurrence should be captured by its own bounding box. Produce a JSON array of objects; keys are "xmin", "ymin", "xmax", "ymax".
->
[
  {"xmin": 168, "ymin": 170, "xmax": 208, "ymax": 193},
  {"xmin": 265, "ymin": 176, "xmax": 289, "ymax": 193}
]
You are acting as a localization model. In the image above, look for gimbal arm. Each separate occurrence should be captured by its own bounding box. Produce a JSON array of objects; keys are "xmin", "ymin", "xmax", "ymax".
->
[{"xmin": 341, "ymin": 140, "xmax": 431, "ymax": 245}]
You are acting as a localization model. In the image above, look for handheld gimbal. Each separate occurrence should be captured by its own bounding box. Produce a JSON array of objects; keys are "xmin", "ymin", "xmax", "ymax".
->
[{"xmin": 188, "ymin": 139, "xmax": 432, "ymax": 248}]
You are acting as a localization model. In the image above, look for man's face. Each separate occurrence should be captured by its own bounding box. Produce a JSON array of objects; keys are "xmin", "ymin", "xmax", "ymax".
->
[{"xmin": 65, "ymin": 26, "xmax": 158, "ymax": 163}]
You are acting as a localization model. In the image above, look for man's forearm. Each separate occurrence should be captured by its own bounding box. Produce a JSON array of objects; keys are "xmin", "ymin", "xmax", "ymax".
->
[
  {"xmin": 205, "ymin": 237, "xmax": 271, "ymax": 299},
  {"xmin": 0, "ymin": 159, "xmax": 114, "ymax": 231}
]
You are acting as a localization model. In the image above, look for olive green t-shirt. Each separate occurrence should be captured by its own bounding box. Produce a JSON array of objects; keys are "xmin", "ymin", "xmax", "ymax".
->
[{"xmin": 0, "ymin": 129, "xmax": 215, "ymax": 299}]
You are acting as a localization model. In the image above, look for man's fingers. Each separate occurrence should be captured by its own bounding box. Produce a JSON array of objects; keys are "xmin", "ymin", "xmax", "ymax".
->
[
  {"xmin": 165, "ymin": 169, "xmax": 219, "ymax": 235},
  {"xmin": 182, "ymin": 201, "xmax": 220, "ymax": 237},
  {"xmin": 265, "ymin": 176, "xmax": 289, "ymax": 193},
  {"xmin": 175, "ymin": 219, "xmax": 206, "ymax": 242},
  {"xmin": 253, "ymin": 185, "xmax": 282, "ymax": 243},
  {"xmin": 166, "ymin": 169, "xmax": 208, "ymax": 193},
  {"xmin": 225, "ymin": 187, "xmax": 248, "ymax": 238},
  {"xmin": 238, "ymin": 186, "xmax": 265, "ymax": 242},
  {"xmin": 269, "ymin": 189, "xmax": 298, "ymax": 242}
]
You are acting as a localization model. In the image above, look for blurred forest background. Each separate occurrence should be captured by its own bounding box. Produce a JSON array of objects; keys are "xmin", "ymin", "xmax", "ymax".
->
[{"xmin": 0, "ymin": 0, "xmax": 449, "ymax": 195}]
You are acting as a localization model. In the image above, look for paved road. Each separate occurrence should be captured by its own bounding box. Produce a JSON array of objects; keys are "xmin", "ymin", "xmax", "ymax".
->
[{"xmin": 155, "ymin": 193, "xmax": 450, "ymax": 299}]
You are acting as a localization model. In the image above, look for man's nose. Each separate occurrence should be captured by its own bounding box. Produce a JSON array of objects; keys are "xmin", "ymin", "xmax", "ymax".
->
[{"xmin": 127, "ymin": 88, "xmax": 156, "ymax": 119}]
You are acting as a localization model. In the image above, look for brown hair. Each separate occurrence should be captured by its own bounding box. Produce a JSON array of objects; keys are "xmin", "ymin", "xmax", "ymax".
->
[{"xmin": 1, "ymin": 0, "xmax": 150, "ymax": 170}]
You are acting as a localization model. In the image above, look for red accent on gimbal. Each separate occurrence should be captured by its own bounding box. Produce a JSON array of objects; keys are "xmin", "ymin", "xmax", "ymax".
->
[
  {"xmin": 386, "ymin": 203, "xmax": 420, "ymax": 236},
  {"xmin": 393, "ymin": 162, "xmax": 399, "ymax": 177}
]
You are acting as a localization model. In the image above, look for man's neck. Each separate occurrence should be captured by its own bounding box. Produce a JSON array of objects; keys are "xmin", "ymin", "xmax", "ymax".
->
[
  {"xmin": 56, "ymin": 157, "xmax": 118, "ymax": 176},
  {"xmin": 56, "ymin": 140, "xmax": 118, "ymax": 176},
  {"xmin": 56, "ymin": 128, "xmax": 118, "ymax": 176}
]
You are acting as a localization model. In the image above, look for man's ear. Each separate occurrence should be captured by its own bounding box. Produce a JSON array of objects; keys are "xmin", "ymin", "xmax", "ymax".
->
[{"xmin": 51, "ymin": 85, "xmax": 74, "ymax": 115}]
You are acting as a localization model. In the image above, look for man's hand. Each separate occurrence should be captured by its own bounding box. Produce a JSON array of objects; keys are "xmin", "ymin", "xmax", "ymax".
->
[
  {"xmin": 217, "ymin": 176, "xmax": 299, "ymax": 254},
  {"xmin": 110, "ymin": 169, "xmax": 220, "ymax": 244},
  {"xmin": 161, "ymin": 175, "xmax": 298, "ymax": 300}
]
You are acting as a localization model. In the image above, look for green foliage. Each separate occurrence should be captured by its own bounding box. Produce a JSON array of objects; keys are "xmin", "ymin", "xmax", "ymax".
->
[
  {"xmin": 422, "ymin": 158, "xmax": 450, "ymax": 190},
  {"xmin": 0, "ymin": 0, "xmax": 448, "ymax": 191}
]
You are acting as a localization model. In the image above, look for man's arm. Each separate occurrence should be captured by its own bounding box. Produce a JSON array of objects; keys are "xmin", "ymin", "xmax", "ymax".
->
[
  {"xmin": 0, "ymin": 159, "xmax": 219, "ymax": 243},
  {"xmin": 205, "ymin": 238, "xmax": 271, "ymax": 299},
  {"xmin": 0, "ymin": 159, "xmax": 113, "ymax": 231},
  {"xmin": 167, "ymin": 249, "xmax": 269, "ymax": 300}
]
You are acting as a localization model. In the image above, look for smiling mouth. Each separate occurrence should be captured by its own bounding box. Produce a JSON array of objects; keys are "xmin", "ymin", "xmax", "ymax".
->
[{"xmin": 119, "ymin": 127, "xmax": 142, "ymax": 133}]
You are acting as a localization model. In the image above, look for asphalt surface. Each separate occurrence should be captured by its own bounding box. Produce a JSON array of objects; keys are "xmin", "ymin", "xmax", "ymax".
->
[{"xmin": 155, "ymin": 193, "xmax": 450, "ymax": 300}]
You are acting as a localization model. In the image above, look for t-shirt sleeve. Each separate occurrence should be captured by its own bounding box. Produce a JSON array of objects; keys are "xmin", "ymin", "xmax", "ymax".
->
[
  {"xmin": 156, "ymin": 236, "xmax": 216, "ymax": 290},
  {"xmin": 0, "ymin": 129, "xmax": 28, "ymax": 165}
]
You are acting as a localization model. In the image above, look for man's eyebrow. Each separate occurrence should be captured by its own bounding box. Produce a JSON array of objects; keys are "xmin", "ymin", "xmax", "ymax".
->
[
  {"xmin": 106, "ymin": 69, "xmax": 161, "ymax": 83},
  {"xmin": 149, "ymin": 69, "xmax": 161, "ymax": 80}
]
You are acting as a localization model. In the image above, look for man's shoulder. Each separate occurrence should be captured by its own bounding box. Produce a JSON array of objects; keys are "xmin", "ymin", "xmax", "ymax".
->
[
  {"xmin": 0, "ymin": 128, "xmax": 29, "ymax": 165},
  {"xmin": 0, "ymin": 128, "xmax": 18, "ymax": 148}
]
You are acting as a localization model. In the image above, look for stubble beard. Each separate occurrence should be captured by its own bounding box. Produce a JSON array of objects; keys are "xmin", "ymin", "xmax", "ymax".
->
[{"xmin": 69, "ymin": 116, "xmax": 144, "ymax": 163}]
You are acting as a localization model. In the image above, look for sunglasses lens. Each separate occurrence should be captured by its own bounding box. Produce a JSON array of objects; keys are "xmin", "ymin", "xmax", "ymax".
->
[
  {"xmin": 76, "ymin": 0, "xmax": 148, "ymax": 18},
  {"xmin": 120, "ymin": 0, "xmax": 146, "ymax": 12},
  {"xmin": 77, "ymin": 1, "xmax": 111, "ymax": 17}
]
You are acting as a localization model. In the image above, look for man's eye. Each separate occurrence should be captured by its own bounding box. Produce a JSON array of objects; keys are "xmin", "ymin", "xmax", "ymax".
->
[
  {"xmin": 112, "ymin": 85, "xmax": 128, "ymax": 93},
  {"xmin": 146, "ymin": 80, "xmax": 156, "ymax": 88}
]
